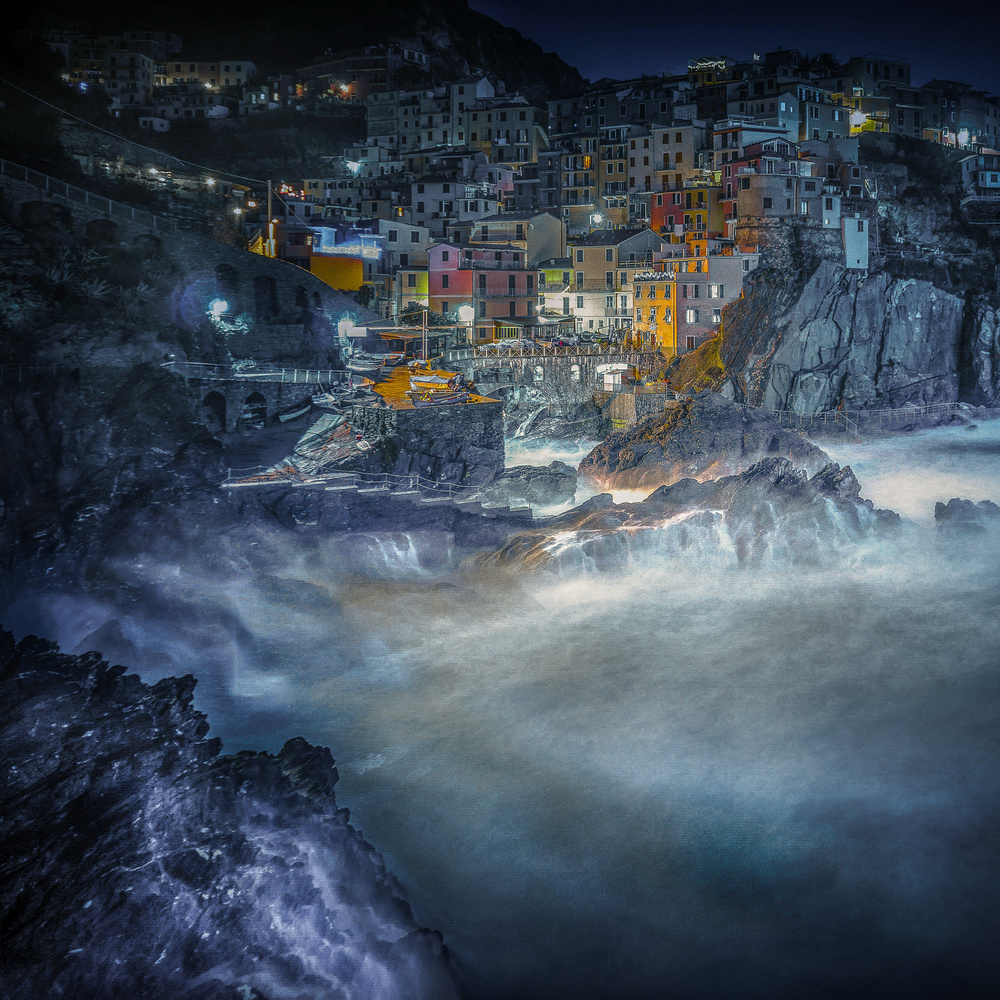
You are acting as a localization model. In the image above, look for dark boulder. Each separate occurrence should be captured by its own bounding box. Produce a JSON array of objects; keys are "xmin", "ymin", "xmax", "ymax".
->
[{"xmin": 580, "ymin": 391, "xmax": 829, "ymax": 489}]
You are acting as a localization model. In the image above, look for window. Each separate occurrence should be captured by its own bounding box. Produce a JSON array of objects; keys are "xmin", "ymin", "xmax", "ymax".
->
[
  {"xmin": 576, "ymin": 272, "xmax": 583, "ymax": 286},
  {"xmin": 399, "ymin": 253, "xmax": 408, "ymax": 267},
  {"xmin": 407, "ymin": 273, "xmax": 416, "ymax": 287},
  {"xmin": 763, "ymin": 197, "xmax": 773, "ymax": 209},
  {"xmin": 441, "ymin": 301, "xmax": 448, "ymax": 313},
  {"xmin": 576, "ymin": 249, "xmax": 584, "ymax": 262},
  {"xmin": 441, "ymin": 250, "xmax": 449, "ymax": 262},
  {"xmin": 509, "ymin": 301, "xmax": 516, "ymax": 316},
  {"xmin": 825, "ymin": 197, "xmax": 834, "ymax": 210},
  {"xmin": 562, "ymin": 298, "xmax": 570, "ymax": 314},
  {"xmin": 441, "ymin": 274, "xmax": 449, "ymax": 288},
  {"xmin": 858, "ymin": 220, "xmax": 865, "ymax": 232},
  {"xmin": 410, "ymin": 231, "xmax": 420, "ymax": 243},
  {"xmin": 685, "ymin": 308, "xmax": 699, "ymax": 323},
  {"xmin": 577, "ymin": 295, "xmax": 584, "ymax": 308},
  {"xmin": 712, "ymin": 308, "xmax": 722, "ymax": 323},
  {"xmin": 606, "ymin": 271, "xmax": 614, "ymax": 287},
  {"xmin": 605, "ymin": 248, "xmax": 614, "ymax": 261}
]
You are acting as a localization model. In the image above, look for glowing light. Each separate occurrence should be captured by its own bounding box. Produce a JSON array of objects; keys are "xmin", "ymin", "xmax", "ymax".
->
[
  {"xmin": 206, "ymin": 177, "xmax": 216, "ymax": 188},
  {"xmin": 209, "ymin": 299, "xmax": 229, "ymax": 319},
  {"xmin": 458, "ymin": 305, "xmax": 475, "ymax": 322},
  {"xmin": 346, "ymin": 160, "xmax": 362, "ymax": 175}
]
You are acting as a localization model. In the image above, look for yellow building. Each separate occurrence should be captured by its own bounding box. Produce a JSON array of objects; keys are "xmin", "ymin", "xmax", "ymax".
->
[
  {"xmin": 309, "ymin": 255, "xmax": 363, "ymax": 292},
  {"xmin": 631, "ymin": 270, "xmax": 677, "ymax": 357},
  {"xmin": 396, "ymin": 268, "xmax": 429, "ymax": 314}
]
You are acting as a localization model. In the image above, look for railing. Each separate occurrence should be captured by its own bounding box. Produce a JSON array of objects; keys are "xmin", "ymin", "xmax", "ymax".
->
[
  {"xmin": 471, "ymin": 344, "xmax": 654, "ymax": 359},
  {"xmin": 222, "ymin": 465, "xmax": 531, "ymax": 510},
  {"xmin": 0, "ymin": 362, "xmax": 77, "ymax": 384},
  {"xmin": 161, "ymin": 361, "xmax": 348, "ymax": 383},
  {"xmin": 0, "ymin": 157, "xmax": 177, "ymax": 232}
]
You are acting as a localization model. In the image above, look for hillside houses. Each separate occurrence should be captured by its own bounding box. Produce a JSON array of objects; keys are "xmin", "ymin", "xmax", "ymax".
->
[{"xmin": 31, "ymin": 25, "xmax": 1000, "ymax": 357}]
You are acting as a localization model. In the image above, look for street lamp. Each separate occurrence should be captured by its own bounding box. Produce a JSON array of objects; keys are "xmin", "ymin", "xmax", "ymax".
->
[{"xmin": 458, "ymin": 303, "xmax": 474, "ymax": 346}]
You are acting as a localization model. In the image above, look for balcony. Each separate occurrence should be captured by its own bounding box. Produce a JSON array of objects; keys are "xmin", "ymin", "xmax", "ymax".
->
[
  {"xmin": 604, "ymin": 308, "xmax": 632, "ymax": 317},
  {"xmin": 460, "ymin": 258, "xmax": 532, "ymax": 270}
]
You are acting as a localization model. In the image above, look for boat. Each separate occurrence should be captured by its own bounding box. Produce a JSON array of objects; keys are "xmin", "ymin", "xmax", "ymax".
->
[
  {"xmin": 277, "ymin": 401, "xmax": 312, "ymax": 422},
  {"xmin": 409, "ymin": 373, "xmax": 454, "ymax": 391},
  {"xmin": 346, "ymin": 351, "xmax": 387, "ymax": 375},
  {"xmin": 407, "ymin": 390, "xmax": 470, "ymax": 408}
]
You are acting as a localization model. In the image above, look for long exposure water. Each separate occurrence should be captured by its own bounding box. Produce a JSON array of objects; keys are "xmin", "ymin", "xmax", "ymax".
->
[{"xmin": 9, "ymin": 420, "xmax": 1000, "ymax": 998}]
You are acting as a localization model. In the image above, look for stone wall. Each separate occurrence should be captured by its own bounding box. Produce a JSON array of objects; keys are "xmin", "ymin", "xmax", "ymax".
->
[
  {"xmin": 348, "ymin": 399, "xmax": 504, "ymax": 485},
  {"xmin": 735, "ymin": 218, "xmax": 851, "ymax": 274},
  {"xmin": 394, "ymin": 400, "xmax": 505, "ymax": 484}
]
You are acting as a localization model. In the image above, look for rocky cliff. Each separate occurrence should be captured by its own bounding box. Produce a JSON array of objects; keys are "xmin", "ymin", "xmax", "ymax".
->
[
  {"xmin": 670, "ymin": 134, "xmax": 1000, "ymax": 413},
  {"xmin": 579, "ymin": 392, "xmax": 830, "ymax": 489},
  {"xmin": 474, "ymin": 457, "xmax": 899, "ymax": 574},
  {"xmin": 0, "ymin": 629, "xmax": 458, "ymax": 1000}
]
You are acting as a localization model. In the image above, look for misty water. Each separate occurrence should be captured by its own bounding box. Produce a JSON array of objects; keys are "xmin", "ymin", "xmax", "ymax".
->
[{"xmin": 10, "ymin": 420, "xmax": 1000, "ymax": 998}]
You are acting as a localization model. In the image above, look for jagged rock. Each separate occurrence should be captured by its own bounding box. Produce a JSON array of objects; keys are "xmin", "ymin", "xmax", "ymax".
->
[
  {"xmin": 0, "ymin": 630, "xmax": 458, "ymax": 1000},
  {"xmin": 579, "ymin": 391, "xmax": 829, "ymax": 489},
  {"xmin": 714, "ymin": 262, "xmax": 966, "ymax": 412},
  {"xmin": 474, "ymin": 457, "xmax": 899, "ymax": 574},
  {"xmin": 934, "ymin": 497, "xmax": 1000, "ymax": 533},
  {"xmin": 480, "ymin": 461, "xmax": 577, "ymax": 505}
]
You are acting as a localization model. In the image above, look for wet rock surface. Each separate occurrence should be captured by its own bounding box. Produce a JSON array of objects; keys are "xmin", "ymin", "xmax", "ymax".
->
[
  {"xmin": 934, "ymin": 497, "xmax": 1000, "ymax": 532},
  {"xmin": 0, "ymin": 629, "xmax": 458, "ymax": 1000},
  {"xmin": 480, "ymin": 461, "xmax": 578, "ymax": 506},
  {"xmin": 475, "ymin": 457, "xmax": 899, "ymax": 574},
  {"xmin": 579, "ymin": 392, "xmax": 829, "ymax": 489}
]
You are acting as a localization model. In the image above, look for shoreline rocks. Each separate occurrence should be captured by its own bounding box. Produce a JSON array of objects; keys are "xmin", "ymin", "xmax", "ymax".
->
[{"xmin": 579, "ymin": 391, "xmax": 830, "ymax": 489}]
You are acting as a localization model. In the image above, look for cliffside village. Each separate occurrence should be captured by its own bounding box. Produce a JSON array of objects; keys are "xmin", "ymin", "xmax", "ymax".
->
[{"xmin": 36, "ymin": 30, "xmax": 1000, "ymax": 361}]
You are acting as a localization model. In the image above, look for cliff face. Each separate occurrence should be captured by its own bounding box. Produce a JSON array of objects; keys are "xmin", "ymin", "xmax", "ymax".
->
[
  {"xmin": 714, "ymin": 261, "xmax": 973, "ymax": 412},
  {"xmin": 0, "ymin": 630, "xmax": 458, "ymax": 1000},
  {"xmin": 671, "ymin": 134, "xmax": 1000, "ymax": 414}
]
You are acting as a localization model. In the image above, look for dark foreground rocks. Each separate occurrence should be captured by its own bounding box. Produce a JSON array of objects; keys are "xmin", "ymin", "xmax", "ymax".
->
[
  {"xmin": 473, "ymin": 457, "xmax": 899, "ymax": 574},
  {"xmin": 479, "ymin": 461, "xmax": 578, "ymax": 506},
  {"xmin": 579, "ymin": 391, "xmax": 829, "ymax": 489},
  {"xmin": 0, "ymin": 630, "xmax": 458, "ymax": 1000},
  {"xmin": 935, "ymin": 497, "xmax": 1000, "ymax": 533}
]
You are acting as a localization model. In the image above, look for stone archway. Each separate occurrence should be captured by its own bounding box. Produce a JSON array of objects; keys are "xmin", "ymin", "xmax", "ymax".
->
[
  {"xmin": 200, "ymin": 391, "xmax": 227, "ymax": 433},
  {"xmin": 242, "ymin": 392, "xmax": 267, "ymax": 429}
]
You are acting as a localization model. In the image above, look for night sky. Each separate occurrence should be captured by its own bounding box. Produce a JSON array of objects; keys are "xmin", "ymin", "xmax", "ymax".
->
[{"xmin": 471, "ymin": 0, "xmax": 1000, "ymax": 97}]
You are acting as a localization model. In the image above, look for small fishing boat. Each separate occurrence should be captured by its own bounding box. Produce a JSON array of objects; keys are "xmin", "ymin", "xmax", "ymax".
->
[
  {"xmin": 407, "ymin": 390, "xmax": 470, "ymax": 407},
  {"xmin": 409, "ymin": 373, "xmax": 454, "ymax": 391},
  {"xmin": 277, "ymin": 401, "xmax": 312, "ymax": 422},
  {"xmin": 346, "ymin": 351, "xmax": 387, "ymax": 376}
]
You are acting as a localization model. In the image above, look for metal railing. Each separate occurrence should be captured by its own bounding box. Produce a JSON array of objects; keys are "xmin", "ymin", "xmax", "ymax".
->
[
  {"xmin": 161, "ymin": 361, "xmax": 348, "ymax": 383},
  {"xmin": 222, "ymin": 465, "xmax": 529, "ymax": 510},
  {"xmin": 0, "ymin": 157, "xmax": 177, "ymax": 233},
  {"xmin": 472, "ymin": 344, "xmax": 654, "ymax": 360}
]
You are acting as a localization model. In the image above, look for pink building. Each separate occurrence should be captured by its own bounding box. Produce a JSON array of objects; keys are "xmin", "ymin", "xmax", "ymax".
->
[{"xmin": 427, "ymin": 242, "xmax": 538, "ymax": 342}]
